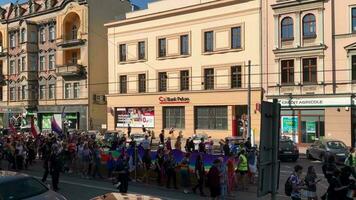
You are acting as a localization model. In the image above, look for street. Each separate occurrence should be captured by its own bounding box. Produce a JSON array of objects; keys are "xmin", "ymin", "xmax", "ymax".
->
[{"xmin": 14, "ymin": 157, "xmax": 329, "ymax": 200}]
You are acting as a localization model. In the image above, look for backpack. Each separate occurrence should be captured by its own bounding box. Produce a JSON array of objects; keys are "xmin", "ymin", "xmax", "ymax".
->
[{"xmin": 284, "ymin": 175, "xmax": 293, "ymax": 196}]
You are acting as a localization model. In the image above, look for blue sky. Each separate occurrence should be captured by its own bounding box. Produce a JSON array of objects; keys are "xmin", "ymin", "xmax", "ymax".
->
[{"xmin": 0, "ymin": 0, "xmax": 151, "ymax": 9}]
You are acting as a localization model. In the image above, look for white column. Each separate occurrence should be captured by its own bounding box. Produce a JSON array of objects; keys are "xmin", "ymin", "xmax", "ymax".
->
[
  {"xmin": 295, "ymin": 12, "xmax": 301, "ymax": 47},
  {"xmin": 274, "ymin": 14, "xmax": 279, "ymax": 49},
  {"xmin": 318, "ymin": 8, "xmax": 324, "ymax": 44}
]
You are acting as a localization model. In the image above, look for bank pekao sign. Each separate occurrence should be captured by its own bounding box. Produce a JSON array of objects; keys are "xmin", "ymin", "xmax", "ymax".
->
[
  {"xmin": 277, "ymin": 97, "xmax": 352, "ymax": 107},
  {"xmin": 159, "ymin": 96, "xmax": 190, "ymax": 104}
]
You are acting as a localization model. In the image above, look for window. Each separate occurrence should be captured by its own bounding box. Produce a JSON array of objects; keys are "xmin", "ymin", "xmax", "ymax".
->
[
  {"xmin": 303, "ymin": 58, "xmax": 317, "ymax": 83},
  {"xmin": 158, "ymin": 38, "xmax": 166, "ymax": 57},
  {"xmin": 10, "ymin": 33, "xmax": 15, "ymax": 48},
  {"xmin": 138, "ymin": 41, "xmax": 145, "ymax": 60},
  {"xmin": 17, "ymin": 87, "xmax": 21, "ymax": 101},
  {"xmin": 10, "ymin": 87, "xmax": 15, "ymax": 101},
  {"xmin": 352, "ymin": 55, "xmax": 356, "ymax": 81},
  {"xmin": 204, "ymin": 68, "xmax": 214, "ymax": 90},
  {"xmin": 180, "ymin": 70, "xmax": 189, "ymax": 91},
  {"xmin": 119, "ymin": 44, "xmax": 126, "ymax": 62},
  {"xmin": 231, "ymin": 27, "xmax": 242, "ymax": 49},
  {"xmin": 21, "ymin": 57, "xmax": 26, "ymax": 71},
  {"xmin": 195, "ymin": 106, "xmax": 228, "ymax": 130},
  {"xmin": 65, "ymin": 83, "xmax": 72, "ymax": 99},
  {"xmin": 281, "ymin": 17, "xmax": 294, "ymax": 40},
  {"xmin": 231, "ymin": 66, "xmax": 242, "ymax": 88},
  {"xmin": 73, "ymin": 82, "xmax": 80, "ymax": 98},
  {"xmin": 204, "ymin": 31, "xmax": 214, "ymax": 52},
  {"xmin": 119, "ymin": 75, "xmax": 127, "ymax": 94},
  {"xmin": 17, "ymin": 59, "xmax": 21, "ymax": 73},
  {"xmin": 138, "ymin": 74, "xmax": 146, "ymax": 93},
  {"xmin": 163, "ymin": 107, "xmax": 185, "ymax": 129},
  {"xmin": 10, "ymin": 60, "xmax": 15, "ymax": 74},
  {"xmin": 71, "ymin": 52, "xmax": 78, "ymax": 64},
  {"xmin": 158, "ymin": 72, "xmax": 167, "ymax": 92},
  {"xmin": 180, "ymin": 35, "xmax": 189, "ymax": 55},
  {"xmin": 20, "ymin": 28, "xmax": 25, "ymax": 43},
  {"xmin": 21, "ymin": 85, "xmax": 27, "ymax": 100},
  {"xmin": 281, "ymin": 60, "xmax": 294, "ymax": 84},
  {"xmin": 352, "ymin": 8, "xmax": 356, "ymax": 33},
  {"xmin": 49, "ymin": 54, "xmax": 55, "ymax": 70},
  {"xmin": 39, "ymin": 56, "xmax": 45, "ymax": 71},
  {"xmin": 49, "ymin": 84, "xmax": 55, "ymax": 99},
  {"xmin": 71, "ymin": 25, "xmax": 78, "ymax": 40},
  {"xmin": 39, "ymin": 27, "xmax": 46, "ymax": 43},
  {"xmin": 39, "ymin": 85, "xmax": 46, "ymax": 99},
  {"xmin": 303, "ymin": 14, "xmax": 316, "ymax": 38},
  {"xmin": 49, "ymin": 25, "xmax": 55, "ymax": 41},
  {"xmin": 29, "ymin": 55, "xmax": 37, "ymax": 71}
]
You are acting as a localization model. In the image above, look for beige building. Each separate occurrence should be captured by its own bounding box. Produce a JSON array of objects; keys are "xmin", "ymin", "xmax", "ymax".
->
[
  {"xmin": 106, "ymin": 0, "xmax": 263, "ymax": 142},
  {"xmin": 263, "ymin": 0, "xmax": 356, "ymax": 146},
  {"xmin": 0, "ymin": 0, "xmax": 131, "ymax": 131}
]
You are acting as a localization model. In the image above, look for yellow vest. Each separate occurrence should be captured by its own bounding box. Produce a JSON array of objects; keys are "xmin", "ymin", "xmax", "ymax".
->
[{"xmin": 238, "ymin": 154, "xmax": 248, "ymax": 171}]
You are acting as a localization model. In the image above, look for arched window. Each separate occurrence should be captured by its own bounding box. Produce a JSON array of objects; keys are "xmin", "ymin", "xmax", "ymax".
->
[
  {"xmin": 303, "ymin": 14, "xmax": 316, "ymax": 38},
  {"xmin": 281, "ymin": 17, "xmax": 294, "ymax": 40},
  {"xmin": 71, "ymin": 25, "xmax": 78, "ymax": 40}
]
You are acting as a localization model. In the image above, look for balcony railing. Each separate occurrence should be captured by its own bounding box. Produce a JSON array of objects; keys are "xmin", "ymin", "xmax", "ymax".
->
[
  {"xmin": 57, "ymin": 39, "xmax": 86, "ymax": 48},
  {"xmin": 56, "ymin": 64, "xmax": 86, "ymax": 77}
]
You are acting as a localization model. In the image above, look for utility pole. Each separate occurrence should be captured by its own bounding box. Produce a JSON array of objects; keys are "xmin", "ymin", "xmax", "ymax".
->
[{"xmin": 247, "ymin": 60, "xmax": 251, "ymax": 141}]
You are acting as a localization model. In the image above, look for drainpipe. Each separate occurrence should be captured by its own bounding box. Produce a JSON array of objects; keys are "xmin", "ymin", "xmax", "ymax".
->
[{"xmin": 331, "ymin": 0, "xmax": 336, "ymax": 94}]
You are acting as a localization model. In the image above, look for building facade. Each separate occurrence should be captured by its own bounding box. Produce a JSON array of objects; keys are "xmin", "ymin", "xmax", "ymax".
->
[
  {"xmin": 263, "ymin": 0, "xmax": 356, "ymax": 146},
  {"xmin": 106, "ymin": 0, "xmax": 263, "ymax": 142},
  {"xmin": 0, "ymin": 0, "xmax": 131, "ymax": 131}
]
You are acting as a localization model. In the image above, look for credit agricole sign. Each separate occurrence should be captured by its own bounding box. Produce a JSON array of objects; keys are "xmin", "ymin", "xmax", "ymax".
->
[{"xmin": 159, "ymin": 96, "xmax": 190, "ymax": 104}]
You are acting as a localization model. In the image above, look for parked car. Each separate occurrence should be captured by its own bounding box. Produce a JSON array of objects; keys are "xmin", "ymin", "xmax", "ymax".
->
[
  {"xmin": 127, "ymin": 133, "xmax": 146, "ymax": 144},
  {"xmin": 0, "ymin": 171, "xmax": 67, "ymax": 200},
  {"xmin": 306, "ymin": 139, "xmax": 349, "ymax": 164},
  {"xmin": 192, "ymin": 133, "xmax": 211, "ymax": 151},
  {"xmin": 279, "ymin": 139, "xmax": 299, "ymax": 162}
]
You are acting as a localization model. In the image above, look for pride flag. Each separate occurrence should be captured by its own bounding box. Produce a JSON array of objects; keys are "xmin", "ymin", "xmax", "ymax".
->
[{"xmin": 51, "ymin": 116, "xmax": 63, "ymax": 135}]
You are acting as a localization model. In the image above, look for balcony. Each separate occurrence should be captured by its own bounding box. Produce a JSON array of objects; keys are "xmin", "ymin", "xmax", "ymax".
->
[
  {"xmin": 56, "ymin": 64, "xmax": 86, "ymax": 78},
  {"xmin": 57, "ymin": 39, "xmax": 86, "ymax": 48}
]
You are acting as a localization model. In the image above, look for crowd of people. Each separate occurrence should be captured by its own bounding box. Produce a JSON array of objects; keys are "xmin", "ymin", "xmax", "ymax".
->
[{"xmin": 0, "ymin": 129, "xmax": 258, "ymax": 199}]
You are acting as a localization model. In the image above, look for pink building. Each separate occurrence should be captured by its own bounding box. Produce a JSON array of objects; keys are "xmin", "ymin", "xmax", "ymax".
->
[{"xmin": 263, "ymin": 0, "xmax": 356, "ymax": 146}]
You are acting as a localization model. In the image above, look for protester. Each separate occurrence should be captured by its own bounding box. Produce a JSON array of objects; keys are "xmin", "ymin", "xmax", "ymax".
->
[
  {"xmin": 344, "ymin": 147, "xmax": 356, "ymax": 178},
  {"xmin": 159, "ymin": 130, "xmax": 165, "ymax": 144},
  {"xmin": 304, "ymin": 166, "xmax": 319, "ymax": 200},
  {"xmin": 49, "ymin": 144, "xmax": 62, "ymax": 191},
  {"xmin": 247, "ymin": 148, "xmax": 257, "ymax": 184},
  {"xmin": 322, "ymin": 155, "xmax": 338, "ymax": 183},
  {"xmin": 219, "ymin": 157, "xmax": 228, "ymax": 200},
  {"xmin": 192, "ymin": 154, "xmax": 206, "ymax": 196},
  {"xmin": 155, "ymin": 150, "xmax": 165, "ymax": 186},
  {"xmin": 115, "ymin": 153, "xmax": 130, "ymax": 193},
  {"xmin": 141, "ymin": 135, "xmax": 151, "ymax": 150},
  {"xmin": 227, "ymin": 153, "xmax": 236, "ymax": 194},
  {"xmin": 142, "ymin": 150, "xmax": 152, "ymax": 183},
  {"xmin": 198, "ymin": 138, "xmax": 206, "ymax": 153},
  {"xmin": 92, "ymin": 144, "xmax": 103, "ymax": 179},
  {"xmin": 166, "ymin": 137, "xmax": 172, "ymax": 151},
  {"xmin": 165, "ymin": 151, "xmax": 178, "ymax": 189},
  {"xmin": 290, "ymin": 165, "xmax": 305, "ymax": 200},
  {"xmin": 223, "ymin": 139, "xmax": 230, "ymax": 156},
  {"xmin": 207, "ymin": 159, "xmax": 221, "ymax": 200},
  {"xmin": 127, "ymin": 124, "xmax": 131, "ymax": 138},
  {"xmin": 175, "ymin": 133, "xmax": 182, "ymax": 151},
  {"xmin": 236, "ymin": 149, "xmax": 248, "ymax": 191},
  {"xmin": 180, "ymin": 153, "xmax": 190, "ymax": 194}
]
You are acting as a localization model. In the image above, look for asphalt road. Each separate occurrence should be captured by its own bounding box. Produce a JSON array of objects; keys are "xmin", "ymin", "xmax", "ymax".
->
[{"xmin": 2, "ymin": 157, "xmax": 331, "ymax": 200}]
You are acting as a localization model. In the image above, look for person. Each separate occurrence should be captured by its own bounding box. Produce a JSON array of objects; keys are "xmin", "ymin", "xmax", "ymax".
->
[
  {"xmin": 290, "ymin": 165, "xmax": 305, "ymax": 200},
  {"xmin": 207, "ymin": 159, "xmax": 221, "ymax": 200},
  {"xmin": 223, "ymin": 139, "xmax": 230, "ymax": 156},
  {"xmin": 155, "ymin": 150, "xmax": 165, "ymax": 186},
  {"xmin": 247, "ymin": 148, "xmax": 257, "ymax": 184},
  {"xmin": 106, "ymin": 152, "xmax": 115, "ymax": 179},
  {"xmin": 41, "ymin": 139, "xmax": 52, "ymax": 182},
  {"xmin": 344, "ymin": 147, "xmax": 356, "ymax": 178},
  {"xmin": 142, "ymin": 150, "xmax": 152, "ymax": 183},
  {"xmin": 322, "ymin": 155, "xmax": 338, "ymax": 184},
  {"xmin": 192, "ymin": 154, "xmax": 206, "ymax": 196},
  {"xmin": 219, "ymin": 157, "xmax": 228, "ymax": 200},
  {"xmin": 127, "ymin": 124, "xmax": 131, "ymax": 138},
  {"xmin": 226, "ymin": 154, "xmax": 236, "ymax": 194},
  {"xmin": 116, "ymin": 154, "xmax": 130, "ymax": 193},
  {"xmin": 91, "ymin": 144, "xmax": 103, "ymax": 179},
  {"xmin": 141, "ymin": 135, "xmax": 151, "ymax": 150},
  {"xmin": 325, "ymin": 170, "xmax": 345, "ymax": 200},
  {"xmin": 81, "ymin": 143, "xmax": 92, "ymax": 178},
  {"xmin": 304, "ymin": 166, "xmax": 319, "ymax": 200},
  {"xmin": 198, "ymin": 138, "xmax": 206, "ymax": 153},
  {"xmin": 49, "ymin": 145, "xmax": 62, "ymax": 191},
  {"xmin": 175, "ymin": 133, "xmax": 182, "ymax": 151},
  {"xmin": 159, "ymin": 130, "xmax": 165, "ymax": 144},
  {"xmin": 185, "ymin": 138, "xmax": 191, "ymax": 153},
  {"xmin": 236, "ymin": 149, "xmax": 248, "ymax": 191},
  {"xmin": 180, "ymin": 153, "xmax": 190, "ymax": 194},
  {"xmin": 337, "ymin": 166, "xmax": 354, "ymax": 200},
  {"xmin": 142, "ymin": 125, "xmax": 146, "ymax": 133},
  {"xmin": 165, "ymin": 152, "xmax": 178, "ymax": 189}
]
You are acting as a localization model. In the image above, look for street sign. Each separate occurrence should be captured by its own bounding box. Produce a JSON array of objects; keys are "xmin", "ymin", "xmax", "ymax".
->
[{"xmin": 258, "ymin": 100, "xmax": 281, "ymax": 199}]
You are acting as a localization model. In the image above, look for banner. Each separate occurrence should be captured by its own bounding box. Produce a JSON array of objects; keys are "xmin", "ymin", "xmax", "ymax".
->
[
  {"xmin": 281, "ymin": 116, "xmax": 298, "ymax": 134},
  {"xmin": 115, "ymin": 107, "xmax": 154, "ymax": 128}
]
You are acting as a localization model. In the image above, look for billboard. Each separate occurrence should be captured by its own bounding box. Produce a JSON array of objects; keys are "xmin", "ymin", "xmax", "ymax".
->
[{"xmin": 115, "ymin": 107, "xmax": 154, "ymax": 128}]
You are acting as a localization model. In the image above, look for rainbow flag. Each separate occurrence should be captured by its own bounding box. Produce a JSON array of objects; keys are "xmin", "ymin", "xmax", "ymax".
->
[{"xmin": 51, "ymin": 116, "xmax": 63, "ymax": 135}]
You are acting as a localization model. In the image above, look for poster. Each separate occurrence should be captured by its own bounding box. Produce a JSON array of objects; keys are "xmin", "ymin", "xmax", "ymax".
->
[
  {"xmin": 115, "ymin": 107, "xmax": 154, "ymax": 128},
  {"xmin": 281, "ymin": 116, "xmax": 298, "ymax": 134},
  {"xmin": 306, "ymin": 121, "xmax": 316, "ymax": 133}
]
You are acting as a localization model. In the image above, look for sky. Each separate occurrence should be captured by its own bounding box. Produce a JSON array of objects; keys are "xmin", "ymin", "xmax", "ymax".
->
[{"xmin": 0, "ymin": 0, "xmax": 151, "ymax": 9}]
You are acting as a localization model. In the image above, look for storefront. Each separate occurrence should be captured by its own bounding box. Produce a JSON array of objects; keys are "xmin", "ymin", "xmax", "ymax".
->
[
  {"xmin": 276, "ymin": 96, "xmax": 354, "ymax": 146},
  {"xmin": 107, "ymin": 90, "xmax": 262, "ymax": 141}
]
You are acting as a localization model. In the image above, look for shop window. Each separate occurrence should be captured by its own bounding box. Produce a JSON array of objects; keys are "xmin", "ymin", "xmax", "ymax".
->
[
  {"xmin": 352, "ymin": 55, "xmax": 356, "ymax": 81},
  {"xmin": 303, "ymin": 14, "xmax": 316, "ymax": 38},
  {"xmin": 195, "ymin": 106, "xmax": 228, "ymax": 130},
  {"xmin": 180, "ymin": 35, "xmax": 189, "ymax": 55},
  {"xmin": 119, "ymin": 44, "xmax": 126, "ymax": 62},
  {"xmin": 138, "ymin": 74, "xmax": 146, "ymax": 93},
  {"xmin": 158, "ymin": 38, "xmax": 166, "ymax": 57},
  {"xmin": 231, "ymin": 66, "xmax": 242, "ymax": 88},
  {"xmin": 204, "ymin": 31, "xmax": 213, "ymax": 52},
  {"xmin": 204, "ymin": 68, "xmax": 214, "ymax": 90},
  {"xmin": 119, "ymin": 75, "xmax": 127, "ymax": 94},
  {"xmin": 281, "ymin": 17, "xmax": 294, "ymax": 41},
  {"xmin": 281, "ymin": 60, "xmax": 294, "ymax": 84},
  {"xmin": 138, "ymin": 41, "xmax": 145, "ymax": 60},
  {"xmin": 231, "ymin": 27, "xmax": 241, "ymax": 49},
  {"xmin": 180, "ymin": 70, "xmax": 189, "ymax": 91},
  {"xmin": 303, "ymin": 58, "xmax": 317, "ymax": 83},
  {"xmin": 163, "ymin": 107, "xmax": 185, "ymax": 129},
  {"xmin": 158, "ymin": 72, "xmax": 167, "ymax": 92}
]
